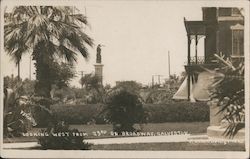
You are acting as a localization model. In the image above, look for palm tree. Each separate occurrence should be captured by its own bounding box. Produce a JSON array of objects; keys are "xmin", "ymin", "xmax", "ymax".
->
[
  {"xmin": 4, "ymin": 9, "xmax": 24, "ymax": 80},
  {"xmin": 4, "ymin": 6, "xmax": 93, "ymax": 97}
]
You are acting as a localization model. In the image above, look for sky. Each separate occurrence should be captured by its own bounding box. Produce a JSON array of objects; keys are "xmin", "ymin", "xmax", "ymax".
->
[{"xmin": 1, "ymin": 0, "xmax": 246, "ymax": 87}]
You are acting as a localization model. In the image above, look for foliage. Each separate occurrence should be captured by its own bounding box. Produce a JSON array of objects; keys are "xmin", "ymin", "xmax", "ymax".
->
[
  {"xmin": 3, "ymin": 84, "xmax": 36, "ymax": 137},
  {"xmin": 71, "ymin": 87, "xmax": 88, "ymax": 98},
  {"xmin": 4, "ymin": 76, "xmax": 36, "ymax": 97},
  {"xmin": 20, "ymin": 78, "xmax": 36, "ymax": 96},
  {"xmin": 104, "ymin": 84, "xmax": 111, "ymax": 91},
  {"xmin": 104, "ymin": 89, "xmax": 147, "ymax": 133},
  {"xmin": 4, "ymin": 6, "xmax": 93, "ymax": 97},
  {"xmin": 79, "ymin": 73, "xmax": 105, "ymax": 104},
  {"xmin": 4, "ymin": 75, "xmax": 20, "ymax": 89},
  {"xmin": 143, "ymin": 88, "xmax": 176, "ymax": 104},
  {"xmin": 50, "ymin": 84, "xmax": 76, "ymax": 104},
  {"xmin": 80, "ymin": 73, "xmax": 100, "ymax": 89},
  {"xmin": 164, "ymin": 74, "xmax": 180, "ymax": 88},
  {"xmin": 140, "ymin": 74, "xmax": 183, "ymax": 104},
  {"xmin": 30, "ymin": 96, "xmax": 55, "ymax": 127},
  {"xmin": 37, "ymin": 121, "xmax": 92, "ymax": 150},
  {"xmin": 113, "ymin": 81, "xmax": 142, "ymax": 95},
  {"xmin": 50, "ymin": 62, "xmax": 76, "ymax": 88},
  {"xmin": 209, "ymin": 54, "xmax": 244, "ymax": 138},
  {"xmin": 70, "ymin": 87, "xmax": 89, "ymax": 104},
  {"xmin": 4, "ymin": 97, "xmax": 29, "ymax": 137}
]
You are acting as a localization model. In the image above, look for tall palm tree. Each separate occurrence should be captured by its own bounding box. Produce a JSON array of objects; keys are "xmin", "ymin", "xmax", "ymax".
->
[
  {"xmin": 4, "ymin": 6, "xmax": 93, "ymax": 97},
  {"xmin": 4, "ymin": 12, "xmax": 26, "ymax": 80}
]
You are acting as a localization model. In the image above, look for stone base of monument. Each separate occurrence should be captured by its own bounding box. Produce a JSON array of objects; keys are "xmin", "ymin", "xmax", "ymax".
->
[
  {"xmin": 207, "ymin": 100, "xmax": 245, "ymax": 139},
  {"xmin": 207, "ymin": 126, "xmax": 245, "ymax": 139}
]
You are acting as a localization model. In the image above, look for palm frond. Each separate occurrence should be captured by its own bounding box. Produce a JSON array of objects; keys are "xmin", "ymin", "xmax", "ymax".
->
[
  {"xmin": 5, "ymin": 5, "xmax": 93, "ymax": 67},
  {"xmin": 58, "ymin": 45, "xmax": 78, "ymax": 63},
  {"xmin": 69, "ymin": 14, "xmax": 88, "ymax": 25}
]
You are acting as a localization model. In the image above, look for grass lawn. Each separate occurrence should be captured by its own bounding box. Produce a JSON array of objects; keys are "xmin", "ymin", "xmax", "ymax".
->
[
  {"xmin": 3, "ymin": 122, "xmax": 209, "ymax": 143},
  {"xmin": 69, "ymin": 122, "xmax": 209, "ymax": 137},
  {"xmin": 91, "ymin": 142, "xmax": 245, "ymax": 151}
]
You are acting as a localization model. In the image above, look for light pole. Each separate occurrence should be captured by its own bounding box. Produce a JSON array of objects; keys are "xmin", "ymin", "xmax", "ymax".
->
[{"xmin": 168, "ymin": 51, "xmax": 171, "ymax": 78}]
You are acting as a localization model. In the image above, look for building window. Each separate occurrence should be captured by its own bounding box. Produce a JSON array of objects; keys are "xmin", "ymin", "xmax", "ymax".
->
[
  {"xmin": 231, "ymin": 8, "xmax": 241, "ymax": 16},
  {"xmin": 231, "ymin": 24, "xmax": 244, "ymax": 57},
  {"xmin": 218, "ymin": 8, "xmax": 232, "ymax": 16}
]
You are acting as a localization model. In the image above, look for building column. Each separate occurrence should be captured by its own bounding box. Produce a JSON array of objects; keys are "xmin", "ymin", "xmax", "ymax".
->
[
  {"xmin": 195, "ymin": 35, "xmax": 198, "ymax": 64},
  {"xmin": 187, "ymin": 35, "xmax": 191, "ymax": 101}
]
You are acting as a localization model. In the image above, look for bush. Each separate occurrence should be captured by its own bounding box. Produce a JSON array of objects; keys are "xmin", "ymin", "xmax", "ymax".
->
[
  {"xmin": 37, "ymin": 121, "xmax": 91, "ymax": 150},
  {"xmin": 105, "ymin": 89, "xmax": 146, "ymax": 133}
]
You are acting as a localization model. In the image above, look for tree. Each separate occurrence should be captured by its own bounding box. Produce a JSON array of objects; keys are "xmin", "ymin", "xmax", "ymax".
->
[
  {"xmin": 4, "ymin": 6, "xmax": 93, "ymax": 97},
  {"xmin": 79, "ymin": 73, "xmax": 100, "ymax": 90},
  {"xmin": 50, "ymin": 62, "xmax": 76, "ymax": 88},
  {"xmin": 79, "ymin": 73, "xmax": 104, "ymax": 103}
]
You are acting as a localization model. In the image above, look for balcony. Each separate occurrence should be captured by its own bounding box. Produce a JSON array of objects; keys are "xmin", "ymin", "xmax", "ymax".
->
[{"xmin": 184, "ymin": 56, "xmax": 205, "ymax": 65}]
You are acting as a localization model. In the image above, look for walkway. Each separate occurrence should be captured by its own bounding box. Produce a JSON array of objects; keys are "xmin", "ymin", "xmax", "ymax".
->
[{"xmin": 3, "ymin": 134, "xmax": 244, "ymax": 149}]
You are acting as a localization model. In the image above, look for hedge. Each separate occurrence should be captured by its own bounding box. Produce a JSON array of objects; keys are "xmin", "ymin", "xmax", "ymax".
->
[
  {"xmin": 51, "ymin": 104, "xmax": 105, "ymax": 124},
  {"xmin": 144, "ymin": 101, "xmax": 209, "ymax": 122},
  {"xmin": 50, "ymin": 101, "xmax": 209, "ymax": 124}
]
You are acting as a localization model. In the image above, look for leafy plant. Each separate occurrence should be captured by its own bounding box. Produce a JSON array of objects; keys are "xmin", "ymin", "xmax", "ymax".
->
[
  {"xmin": 210, "ymin": 53, "xmax": 244, "ymax": 138},
  {"xmin": 37, "ymin": 121, "xmax": 91, "ymax": 150},
  {"xmin": 4, "ymin": 84, "xmax": 36, "ymax": 137}
]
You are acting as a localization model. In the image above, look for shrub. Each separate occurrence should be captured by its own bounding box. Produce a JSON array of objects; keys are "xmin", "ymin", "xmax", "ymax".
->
[
  {"xmin": 37, "ymin": 121, "xmax": 91, "ymax": 150},
  {"xmin": 105, "ymin": 89, "xmax": 146, "ymax": 133}
]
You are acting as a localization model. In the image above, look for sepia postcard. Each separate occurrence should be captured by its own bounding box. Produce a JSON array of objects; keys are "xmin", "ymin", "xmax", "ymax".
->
[{"xmin": 0, "ymin": 0, "xmax": 249, "ymax": 158}]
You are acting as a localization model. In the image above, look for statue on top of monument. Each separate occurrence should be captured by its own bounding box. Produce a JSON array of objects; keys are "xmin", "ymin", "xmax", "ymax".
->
[{"xmin": 96, "ymin": 44, "xmax": 104, "ymax": 63}]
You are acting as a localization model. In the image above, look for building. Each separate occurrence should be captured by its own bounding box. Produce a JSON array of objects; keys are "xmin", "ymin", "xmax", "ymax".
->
[{"xmin": 173, "ymin": 7, "xmax": 244, "ymax": 101}]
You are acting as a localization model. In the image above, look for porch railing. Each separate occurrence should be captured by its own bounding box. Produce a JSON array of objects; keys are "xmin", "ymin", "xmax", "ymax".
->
[{"xmin": 185, "ymin": 56, "xmax": 205, "ymax": 65}]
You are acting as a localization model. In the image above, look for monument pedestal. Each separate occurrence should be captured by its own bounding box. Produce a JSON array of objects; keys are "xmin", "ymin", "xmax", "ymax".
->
[
  {"xmin": 207, "ymin": 100, "xmax": 245, "ymax": 139},
  {"xmin": 94, "ymin": 63, "xmax": 104, "ymax": 85}
]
